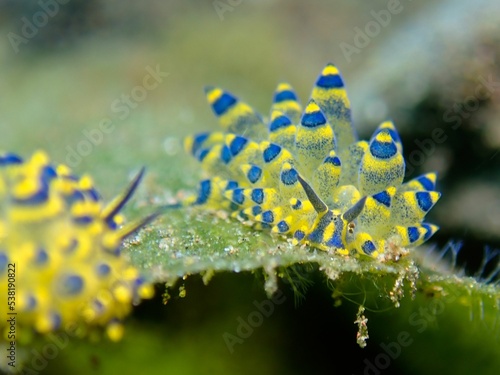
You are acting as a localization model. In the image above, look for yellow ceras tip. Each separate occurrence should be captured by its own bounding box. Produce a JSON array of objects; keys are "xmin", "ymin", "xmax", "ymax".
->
[
  {"xmin": 276, "ymin": 82, "xmax": 294, "ymax": 92},
  {"xmin": 374, "ymin": 131, "xmax": 393, "ymax": 143},
  {"xmin": 304, "ymin": 100, "xmax": 322, "ymax": 114},
  {"xmin": 321, "ymin": 63, "xmax": 340, "ymax": 76},
  {"xmin": 205, "ymin": 86, "xmax": 224, "ymax": 104},
  {"xmin": 379, "ymin": 120, "xmax": 396, "ymax": 130}
]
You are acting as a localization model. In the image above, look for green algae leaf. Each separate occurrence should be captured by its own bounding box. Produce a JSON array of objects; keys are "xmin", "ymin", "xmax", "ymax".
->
[{"xmin": 124, "ymin": 202, "xmax": 421, "ymax": 292}]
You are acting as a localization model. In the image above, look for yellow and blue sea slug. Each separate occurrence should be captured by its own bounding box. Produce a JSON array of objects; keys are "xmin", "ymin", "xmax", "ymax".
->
[
  {"xmin": 179, "ymin": 63, "xmax": 440, "ymax": 259},
  {"xmin": 0, "ymin": 151, "xmax": 155, "ymax": 342}
]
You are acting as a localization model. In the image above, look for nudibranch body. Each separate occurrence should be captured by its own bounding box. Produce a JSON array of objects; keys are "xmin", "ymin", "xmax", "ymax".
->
[
  {"xmin": 0, "ymin": 151, "xmax": 154, "ymax": 342},
  {"xmin": 182, "ymin": 64, "xmax": 440, "ymax": 259}
]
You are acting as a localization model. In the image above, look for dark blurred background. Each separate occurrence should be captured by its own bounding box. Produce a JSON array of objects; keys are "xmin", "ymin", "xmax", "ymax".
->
[{"xmin": 1, "ymin": 1, "xmax": 499, "ymax": 374}]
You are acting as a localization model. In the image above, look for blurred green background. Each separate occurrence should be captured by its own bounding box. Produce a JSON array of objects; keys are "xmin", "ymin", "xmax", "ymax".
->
[{"xmin": 1, "ymin": 0, "xmax": 499, "ymax": 374}]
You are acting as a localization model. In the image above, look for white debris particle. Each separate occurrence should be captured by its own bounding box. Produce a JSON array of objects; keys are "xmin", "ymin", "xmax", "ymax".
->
[{"xmin": 159, "ymin": 238, "xmax": 171, "ymax": 250}]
